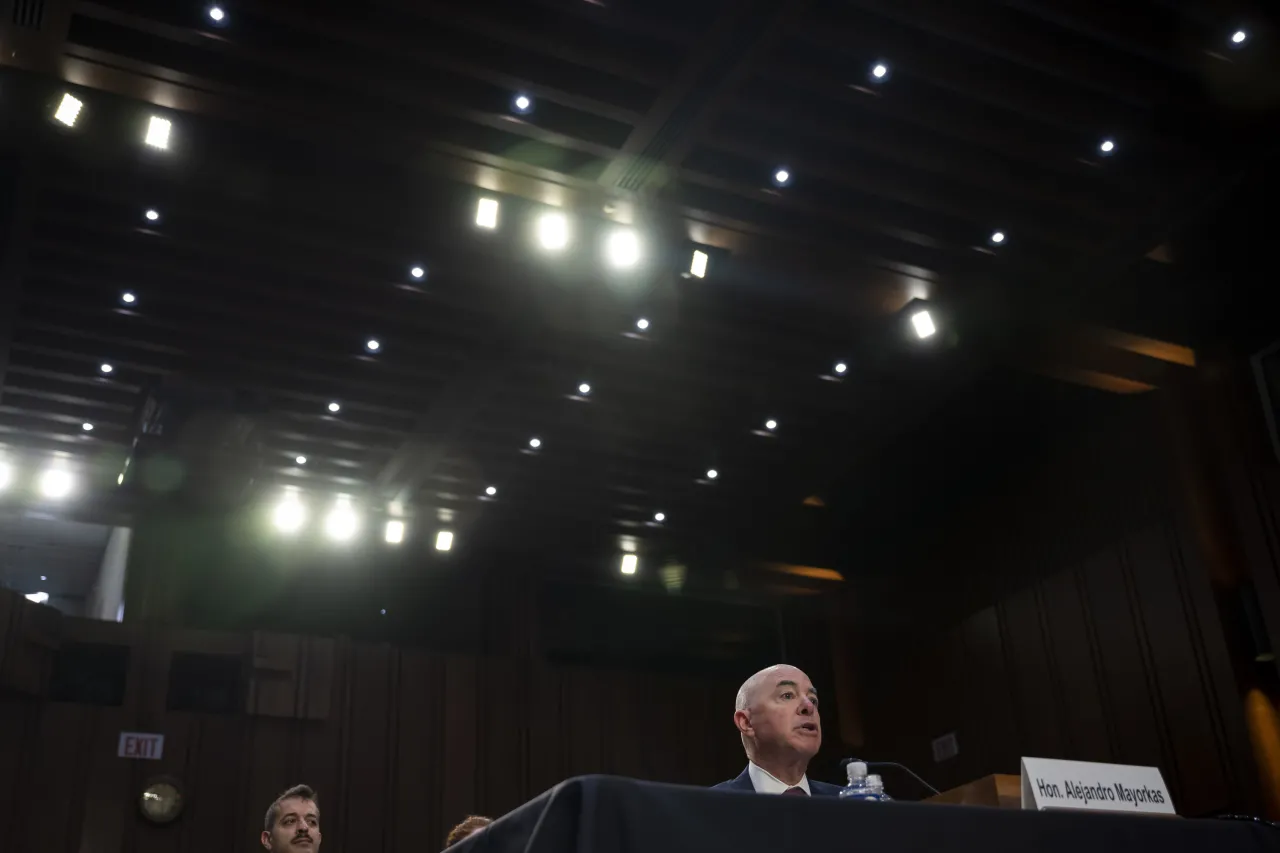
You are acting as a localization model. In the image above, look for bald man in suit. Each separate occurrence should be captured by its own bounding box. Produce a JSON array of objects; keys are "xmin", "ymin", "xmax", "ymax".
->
[{"xmin": 713, "ymin": 664, "xmax": 841, "ymax": 797}]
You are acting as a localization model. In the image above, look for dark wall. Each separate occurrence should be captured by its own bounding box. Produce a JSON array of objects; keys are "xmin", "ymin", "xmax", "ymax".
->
[{"xmin": 859, "ymin": 392, "xmax": 1263, "ymax": 816}]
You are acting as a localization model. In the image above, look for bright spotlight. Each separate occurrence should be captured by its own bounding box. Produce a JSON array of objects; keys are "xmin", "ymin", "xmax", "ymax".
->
[
  {"xmin": 121, "ymin": 291, "xmax": 136, "ymax": 305},
  {"xmin": 773, "ymin": 167, "xmax": 791, "ymax": 186},
  {"xmin": 410, "ymin": 265, "xmax": 425, "ymax": 280},
  {"xmin": 366, "ymin": 338, "xmax": 381, "ymax": 352},
  {"xmin": 605, "ymin": 229, "xmax": 641, "ymax": 268},
  {"xmin": 145, "ymin": 116, "xmax": 172, "ymax": 150},
  {"xmin": 324, "ymin": 500, "xmax": 359, "ymax": 541},
  {"xmin": 273, "ymin": 496, "xmax": 306, "ymax": 533},
  {"xmin": 636, "ymin": 317, "xmax": 650, "ymax": 331},
  {"xmin": 1099, "ymin": 139, "xmax": 1115, "ymax": 155},
  {"xmin": 208, "ymin": 5, "xmax": 225, "ymax": 22},
  {"xmin": 872, "ymin": 63, "xmax": 888, "ymax": 79},
  {"xmin": 385, "ymin": 520, "xmax": 405, "ymax": 545},
  {"xmin": 911, "ymin": 309, "xmax": 937, "ymax": 339},
  {"xmin": 513, "ymin": 93, "xmax": 533, "ymax": 114},
  {"xmin": 529, "ymin": 437, "xmax": 542, "ymax": 449},
  {"xmin": 654, "ymin": 511, "xmax": 665, "ymax": 523},
  {"xmin": 100, "ymin": 363, "xmax": 113, "ymax": 374},
  {"xmin": 690, "ymin": 250, "xmax": 709, "ymax": 279},
  {"xmin": 81, "ymin": 422, "xmax": 94, "ymax": 432},
  {"xmin": 485, "ymin": 485, "xmax": 497, "ymax": 496},
  {"xmin": 295, "ymin": 455, "xmax": 307, "ymax": 465},
  {"xmin": 327, "ymin": 401, "xmax": 341, "ymax": 413},
  {"xmin": 39, "ymin": 469, "xmax": 74, "ymax": 499},
  {"xmin": 25, "ymin": 592, "xmax": 50, "ymax": 605},
  {"xmin": 834, "ymin": 361, "xmax": 848, "ymax": 375},
  {"xmin": 476, "ymin": 197, "xmax": 499, "ymax": 229},
  {"xmin": 536, "ymin": 212, "xmax": 571, "ymax": 251},
  {"xmin": 765, "ymin": 419, "xmax": 778, "ymax": 431},
  {"xmin": 706, "ymin": 468, "xmax": 719, "ymax": 480},
  {"xmin": 144, "ymin": 209, "xmax": 160, "ymax": 222},
  {"xmin": 578, "ymin": 382, "xmax": 591, "ymax": 396},
  {"xmin": 54, "ymin": 93, "xmax": 83, "ymax": 127},
  {"xmin": 620, "ymin": 554, "xmax": 638, "ymax": 575},
  {"xmin": 990, "ymin": 230, "xmax": 1006, "ymax": 244},
  {"xmin": 435, "ymin": 530, "xmax": 454, "ymax": 552},
  {"xmin": 1232, "ymin": 30, "xmax": 1247, "ymax": 45}
]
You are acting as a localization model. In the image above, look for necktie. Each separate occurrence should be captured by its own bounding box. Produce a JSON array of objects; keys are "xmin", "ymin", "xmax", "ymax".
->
[{"xmin": 783, "ymin": 787, "xmax": 808, "ymax": 796}]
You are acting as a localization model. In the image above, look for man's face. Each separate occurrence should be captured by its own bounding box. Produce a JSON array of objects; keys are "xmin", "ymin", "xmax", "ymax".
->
[
  {"xmin": 261, "ymin": 798, "xmax": 321, "ymax": 853},
  {"xmin": 739, "ymin": 666, "xmax": 821, "ymax": 760}
]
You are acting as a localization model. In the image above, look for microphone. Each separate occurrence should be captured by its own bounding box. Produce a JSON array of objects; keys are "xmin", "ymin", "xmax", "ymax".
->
[{"xmin": 840, "ymin": 757, "xmax": 941, "ymax": 797}]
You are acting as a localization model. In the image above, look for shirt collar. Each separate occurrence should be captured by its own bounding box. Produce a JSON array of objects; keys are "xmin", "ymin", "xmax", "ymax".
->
[{"xmin": 748, "ymin": 761, "xmax": 811, "ymax": 795}]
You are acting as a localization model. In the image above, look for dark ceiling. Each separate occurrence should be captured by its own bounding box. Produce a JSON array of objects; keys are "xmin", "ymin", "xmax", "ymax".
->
[{"xmin": 0, "ymin": 0, "xmax": 1276, "ymax": 604}]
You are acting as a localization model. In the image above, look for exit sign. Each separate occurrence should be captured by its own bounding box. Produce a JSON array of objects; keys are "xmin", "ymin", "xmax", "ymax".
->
[{"xmin": 118, "ymin": 732, "xmax": 165, "ymax": 760}]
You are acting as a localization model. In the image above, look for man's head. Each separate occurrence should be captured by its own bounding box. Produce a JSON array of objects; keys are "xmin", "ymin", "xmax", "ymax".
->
[
  {"xmin": 733, "ymin": 664, "xmax": 821, "ymax": 766},
  {"xmin": 261, "ymin": 785, "xmax": 321, "ymax": 853},
  {"xmin": 445, "ymin": 816, "xmax": 492, "ymax": 847}
]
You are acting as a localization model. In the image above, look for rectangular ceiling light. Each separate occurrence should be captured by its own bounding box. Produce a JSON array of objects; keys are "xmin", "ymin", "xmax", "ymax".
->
[
  {"xmin": 620, "ymin": 553, "xmax": 638, "ymax": 575},
  {"xmin": 435, "ymin": 530, "xmax": 454, "ymax": 552},
  {"xmin": 911, "ymin": 309, "xmax": 937, "ymax": 339},
  {"xmin": 145, "ymin": 116, "xmax": 172, "ymax": 150},
  {"xmin": 475, "ymin": 197, "xmax": 499, "ymax": 229},
  {"xmin": 53, "ymin": 93, "xmax": 83, "ymax": 127},
  {"xmin": 690, "ymin": 250, "xmax": 709, "ymax": 279},
  {"xmin": 384, "ymin": 520, "xmax": 405, "ymax": 545}
]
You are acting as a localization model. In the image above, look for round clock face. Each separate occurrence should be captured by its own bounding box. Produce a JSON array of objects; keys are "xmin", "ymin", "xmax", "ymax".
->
[{"xmin": 139, "ymin": 780, "xmax": 183, "ymax": 824}]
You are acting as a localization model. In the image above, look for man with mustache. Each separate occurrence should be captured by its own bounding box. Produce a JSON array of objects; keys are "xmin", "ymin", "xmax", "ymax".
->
[
  {"xmin": 261, "ymin": 785, "xmax": 322, "ymax": 853},
  {"xmin": 713, "ymin": 664, "xmax": 841, "ymax": 796}
]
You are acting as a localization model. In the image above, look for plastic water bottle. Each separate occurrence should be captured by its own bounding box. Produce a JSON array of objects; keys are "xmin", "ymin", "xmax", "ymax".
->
[
  {"xmin": 867, "ymin": 774, "xmax": 893, "ymax": 801},
  {"xmin": 839, "ymin": 761, "xmax": 889, "ymax": 801}
]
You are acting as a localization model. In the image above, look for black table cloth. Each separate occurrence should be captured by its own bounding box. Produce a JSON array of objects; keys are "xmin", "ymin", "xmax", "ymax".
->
[{"xmin": 455, "ymin": 775, "xmax": 1279, "ymax": 853}]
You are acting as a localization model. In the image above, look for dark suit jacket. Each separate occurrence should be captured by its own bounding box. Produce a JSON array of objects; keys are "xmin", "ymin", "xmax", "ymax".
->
[{"xmin": 712, "ymin": 766, "xmax": 843, "ymax": 797}]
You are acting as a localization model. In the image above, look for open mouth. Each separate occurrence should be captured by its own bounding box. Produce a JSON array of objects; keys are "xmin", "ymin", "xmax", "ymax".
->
[{"xmin": 798, "ymin": 722, "xmax": 818, "ymax": 734}]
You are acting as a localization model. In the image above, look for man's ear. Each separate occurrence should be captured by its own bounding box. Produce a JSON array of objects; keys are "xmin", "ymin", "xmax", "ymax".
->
[
  {"xmin": 733, "ymin": 709, "xmax": 752, "ymax": 736},
  {"xmin": 261, "ymin": 831, "xmax": 272, "ymax": 851}
]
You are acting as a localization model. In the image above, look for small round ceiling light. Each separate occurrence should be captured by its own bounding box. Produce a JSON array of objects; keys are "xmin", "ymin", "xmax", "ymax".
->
[
  {"xmin": 207, "ymin": 6, "xmax": 226, "ymax": 23},
  {"xmin": 765, "ymin": 419, "xmax": 778, "ymax": 431},
  {"xmin": 100, "ymin": 363, "xmax": 113, "ymax": 374},
  {"xmin": 1231, "ymin": 29, "xmax": 1248, "ymax": 46},
  {"xmin": 485, "ymin": 485, "xmax": 497, "ymax": 497},
  {"xmin": 529, "ymin": 437, "xmax": 542, "ymax": 449},
  {"xmin": 139, "ymin": 777, "xmax": 184, "ymax": 825},
  {"xmin": 365, "ymin": 338, "xmax": 381, "ymax": 353},
  {"xmin": 706, "ymin": 468, "xmax": 719, "ymax": 480},
  {"xmin": 327, "ymin": 401, "xmax": 341, "ymax": 413},
  {"xmin": 1099, "ymin": 138, "xmax": 1115, "ymax": 155},
  {"xmin": 636, "ymin": 317, "xmax": 650, "ymax": 331},
  {"xmin": 869, "ymin": 61, "xmax": 891, "ymax": 83},
  {"xmin": 773, "ymin": 167, "xmax": 792, "ymax": 187},
  {"xmin": 410, "ymin": 265, "xmax": 425, "ymax": 280},
  {"xmin": 990, "ymin": 230, "xmax": 1006, "ymax": 245},
  {"xmin": 120, "ymin": 291, "xmax": 136, "ymax": 305},
  {"xmin": 834, "ymin": 361, "xmax": 848, "ymax": 375},
  {"xmin": 295, "ymin": 456, "xmax": 307, "ymax": 465},
  {"xmin": 578, "ymin": 382, "xmax": 591, "ymax": 396},
  {"xmin": 512, "ymin": 93, "xmax": 534, "ymax": 115},
  {"xmin": 82, "ymin": 422, "xmax": 94, "ymax": 432},
  {"xmin": 144, "ymin": 209, "xmax": 160, "ymax": 222},
  {"xmin": 654, "ymin": 511, "xmax": 666, "ymax": 523}
]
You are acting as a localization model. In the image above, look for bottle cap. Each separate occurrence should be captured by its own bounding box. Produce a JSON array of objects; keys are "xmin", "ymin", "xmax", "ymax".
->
[
  {"xmin": 846, "ymin": 761, "xmax": 868, "ymax": 783},
  {"xmin": 867, "ymin": 774, "xmax": 883, "ymax": 788}
]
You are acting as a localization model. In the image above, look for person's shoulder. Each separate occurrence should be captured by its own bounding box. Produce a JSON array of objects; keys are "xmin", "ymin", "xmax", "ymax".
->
[{"xmin": 712, "ymin": 767, "xmax": 754, "ymax": 791}]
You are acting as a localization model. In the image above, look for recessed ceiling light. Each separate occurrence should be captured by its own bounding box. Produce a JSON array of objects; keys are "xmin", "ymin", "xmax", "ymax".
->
[
  {"xmin": 295, "ymin": 455, "xmax": 307, "ymax": 465},
  {"xmin": 39, "ymin": 468, "xmax": 74, "ymax": 500},
  {"xmin": 100, "ymin": 363, "xmax": 113, "ymax": 374},
  {"xmin": 410, "ymin": 265, "xmax": 425, "ymax": 280},
  {"xmin": 385, "ymin": 520, "xmax": 405, "ymax": 545},
  {"xmin": 380, "ymin": 608, "xmax": 387, "ymax": 615},
  {"xmin": 485, "ymin": 485, "xmax": 497, "ymax": 496},
  {"xmin": 765, "ymin": 419, "xmax": 778, "ymax": 431},
  {"xmin": 435, "ymin": 530, "xmax": 454, "ymax": 552},
  {"xmin": 82, "ymin": 422, "xmax": 94, "ymax": 432},
  {"xmin": 40, "ymin": 575, "xmax": 47, "ymax": 581},
  {"xmin": 773, "ymin": 167, "xmax": 792, "ymax": 186},
  {"xmin": 144, "ymin": 208, "xmax": 160, "ymax": 222},
  {"xmin": 529, "ymin": 437, "xmax": 542, "ymax": 449},
  {"xmin": 834, "ymin": 361, "xmax": 848, "ymax": 375},
  {"xmin": 620, "ymin": 553, "xmax": 638, "ymax": 575},
  {"xmin": 578, "ymin": 382, "xmax": 591, "ymax": 395},
  {"xmin": 327, "ymin": 401, "xmax": 341, "ymax": 413},
  {"xmin": 273, "ymin": 495, "xmax": 306, "ymax": 533},
  {"xmin": 145, "ymin": 116, "xmax": 172, "ymax": 150},
  {"xmin": 1232, "ymin": 30, "xmax": 1248, "ymax": 45},
  {"xmin": 690, "ymin": 249, "xmax": 709, "ymax": 279},
  {"xmin": 513, "ymin": 93, "xmax": 533, "ymax": 114},
  {"xmin": 476, "ymin": 197, "xmax": 499, "ymax": 229},
  {"xmin": 208, "ymin": 5, "xmax": 225, "ymax": 22},
  {"xmin": 1099, "ymin": 139, "xmax": 1115, "ymax": 155},
  {"xmin": 911, "ymin": 309, "xmax": 937, "ymax": 339},
  {"xmin": 654, "ymin": 511, "xmax": 665, "ymax": 523},
  {"xmin": 706, "ymin": 468, "xmax": 719, "ymax": 480},
  {"xmin": 605, "ymin": 228, "xmax": 641, "ymax": 268},
  {"xmin": 324, "ymin": 499, "xmax": 359, "ymax": 541},
  {"xmin": 536, "ymin": 212, "xmax": 571, "ymax": 251},
  {"xmin": 366, "ymin": 338, "xmax": 381, "ymax": 352},
  {"xmin": 636, "ymin": 317, "xmax": 650, "ymax": 331},
  {"xmin": 121, "ymin": 291, "xmax": 136, "ymax": 305},
  {"xmin": 871, "ymin": 62, "xmax": 889, "ymax": 79},
  {"xmin": 990, "ymin": 230, "xmax": 1006, "ymax": 245},
  {"xmin": 53, "ymin": 93, "xmax": 83, "ymax": 127}
]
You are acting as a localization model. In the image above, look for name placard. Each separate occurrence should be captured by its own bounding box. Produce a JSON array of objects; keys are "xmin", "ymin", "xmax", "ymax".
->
[{"xmin": 1021, "ymin": 757, "xmax": 1175, "ymax": 815}]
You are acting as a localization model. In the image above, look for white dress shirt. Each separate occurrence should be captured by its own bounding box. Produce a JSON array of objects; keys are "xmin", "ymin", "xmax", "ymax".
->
[{"xmin": 748, "ymin": 761, "xmax": 811, "ymax": 795}]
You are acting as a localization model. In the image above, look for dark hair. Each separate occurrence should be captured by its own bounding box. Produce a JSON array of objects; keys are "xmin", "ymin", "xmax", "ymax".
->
[
  {"xmin": 264, "ymin": 785, "xmax": 319, "ymax": 831},
  {"xmin": 445, "ymin": 815, "xmax": 492, "ymax": 847}
]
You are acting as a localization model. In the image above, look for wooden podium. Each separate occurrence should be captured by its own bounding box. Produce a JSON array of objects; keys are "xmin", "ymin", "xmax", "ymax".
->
[{"xmin": 926, "ymin": 774, "xmax": 1022, "ymax": 809}]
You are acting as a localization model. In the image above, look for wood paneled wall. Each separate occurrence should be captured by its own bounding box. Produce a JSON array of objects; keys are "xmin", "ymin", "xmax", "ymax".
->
[{"xmin": 0, "ymin": 618, "xmax": 747, "ymax": 853}]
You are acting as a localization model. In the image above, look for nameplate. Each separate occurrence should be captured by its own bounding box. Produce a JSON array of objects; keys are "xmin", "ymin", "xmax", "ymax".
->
[{"xmin": 1020, "ymin": 757, "xmax": 1174, "ymax": 815}]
